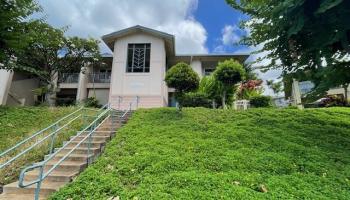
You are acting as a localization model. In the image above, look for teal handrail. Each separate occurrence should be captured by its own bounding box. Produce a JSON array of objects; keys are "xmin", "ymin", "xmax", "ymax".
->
[
  {"xmin": 18, "ymin": 107, "xmax": 112, "ymax": 200},
  {"xmin": 0, "ymin": 107, "xmax": 84, "ymax": 169},
  {"xmin": 0, "ymin": 105, "xmax": 107, "ymax": 170}
]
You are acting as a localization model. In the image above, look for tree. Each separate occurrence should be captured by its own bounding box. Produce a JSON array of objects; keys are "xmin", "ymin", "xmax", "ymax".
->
[
  {"xmin": 9, "ymin": 21, "xmax": 100, "ymax": 106},
  {"xmin": 0, "ymin": 0, "xmax": 40, "ymax": 66},
  {"xmin": 165, "ymin": 62, "xmax": 200, "ymax": 110},
  {"xmin": 266, "ymin": 80, "xmax": 283, "ymax": 96},
  {"xmin": 226, "ymin": 0, "xmax": 350, "ymax": 99},
  {"xmin": 213, "ymin": 59, "xmax": 246, "ymax": 109}
]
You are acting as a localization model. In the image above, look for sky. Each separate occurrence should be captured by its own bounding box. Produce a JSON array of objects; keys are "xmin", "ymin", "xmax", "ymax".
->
[{"xmin": 36, "ymin": 0, "xmax": 282, "ymax": 95}]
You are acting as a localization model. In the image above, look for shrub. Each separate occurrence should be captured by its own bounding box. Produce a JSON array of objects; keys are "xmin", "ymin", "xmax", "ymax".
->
[
  {"xmin": 213, "ymin": 59, "xmax": 246, "ymax": 108},
  {"xmin": 84, "ymin": 97, "xmax": 100, "ymax": 108},
  {"xmin": 182, "ymin": 92, "xmax": 212, "ymax": 108},
  {"xmin": 165, "ymin": 62, "xmax": 200, "ymax": 110},
  {"xmin": 250, "ymin": 96, "xmax": 272, "ymax": 108}
]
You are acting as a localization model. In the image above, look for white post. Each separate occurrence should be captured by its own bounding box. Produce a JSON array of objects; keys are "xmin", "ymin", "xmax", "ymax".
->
[
  {"xmin": 76, "ymin": 64, "xmax": 90, "ymax": 103},
  {"xmin": 292, "ymin": 79, "xmax": 303, "ymax": 109}
]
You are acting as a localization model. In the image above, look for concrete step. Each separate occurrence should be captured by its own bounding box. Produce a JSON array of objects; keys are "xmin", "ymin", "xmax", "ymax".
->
[
  {"xmin": 65, "ymin": 140, "xmax": 105, "ymax": 148},
  {"xmin": 70, "ymin": 135, "xmax": 110, "ymax": 142},
  {"xmin": 0, "ymin": 194, "xmax": 46, "ymax": 200},
  {"xmin": 3, "ymin": 181, "xmax": 65, "ymax": 196},
  {"xmin": 24, "ymin": 169, "xmax": 78, "ymax": 183},
  {"xmin": 44, "ymin": 160, "xmax": 87, "ymax": 172},
  {"xmin": 45, "ymin": 153, "xmax": 94, "ymax": 162},
  {"xmin": 80, "ymin": 131, "xmax": 114, "ymax": 137},
  {"xmin": 55, "ymin": 146, "xmax": 101, "ymax": 155}
]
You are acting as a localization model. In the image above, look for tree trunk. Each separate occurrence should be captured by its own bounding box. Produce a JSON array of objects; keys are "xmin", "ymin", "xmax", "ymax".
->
[
  {"xmin": 344, "ymin": 84, "xmax": 349, "ymax": 105},
  {"xmin": 46, "ymin": 89, "xmax": 56, "ymax": 107},
  {"xmin": 46, "ymin": 72, "xmax": 58, "ymax": 107},
  {"xmin": 222, "ymin": 90, "xmax": 226, "ymax": 109}
]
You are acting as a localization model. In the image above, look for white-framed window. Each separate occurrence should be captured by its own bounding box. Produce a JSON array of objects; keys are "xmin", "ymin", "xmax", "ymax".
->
[
  {"xmin": 127, "ymin": 43, "xmax": 151, "ymax": 73},
  {"xmin": 204, "ymin": 68, "xmax": 215, "ymax": 76}
]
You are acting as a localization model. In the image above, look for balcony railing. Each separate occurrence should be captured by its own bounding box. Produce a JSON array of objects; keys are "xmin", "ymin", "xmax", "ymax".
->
[
  {"xmin": 88, "ymin": 73, "xmax": 111, "ymax": 83},
  {"xmin": 58, "ymin": 73, "xmax": 79, "ymax": 83}
]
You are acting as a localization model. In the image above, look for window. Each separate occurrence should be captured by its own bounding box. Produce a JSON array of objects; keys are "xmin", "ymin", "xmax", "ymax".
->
[
  {"xmin": 204, "ymin": 68, "xmax": 215, "ymax": 76},
  {"xmin": 127, "ymin": 43, "xmax": 151, "ymax": 73}
]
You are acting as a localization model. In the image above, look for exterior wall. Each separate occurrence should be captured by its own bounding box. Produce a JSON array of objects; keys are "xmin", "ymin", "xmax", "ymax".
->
[
  {"xmin": 0, "ymin": 70, "xmax": 13, "ymax": 105},
  {"xmin": 109, "ymin": 33, "xmax": 167, "ymax": 109},
  {"xmin": 7, "ymin": 78, "xmax": 39, "ymax": 106},
  {"xmin": 88, "ymin": 89, "xmax": 109, "ymax": 106},
  {"xmin": 327, "ymin": 86, "xmax": 350, "ymax": 100}
]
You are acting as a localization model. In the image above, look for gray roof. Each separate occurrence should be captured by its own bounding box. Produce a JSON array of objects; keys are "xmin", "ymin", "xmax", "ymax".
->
[{"xmin": 102, "ymin": 25, "xmax": 175, "ymax": 54}]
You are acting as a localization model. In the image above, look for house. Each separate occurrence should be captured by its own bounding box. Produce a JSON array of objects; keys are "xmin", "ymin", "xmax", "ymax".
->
[{"xmin": 0, "ymin": 25, "xmax": 248, "ymax": 109}]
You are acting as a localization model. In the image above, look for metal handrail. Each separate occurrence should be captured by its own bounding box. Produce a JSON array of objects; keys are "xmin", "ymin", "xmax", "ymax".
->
[
  {"xmin": 0, "ymin": 105, "xmax": 108, "ymax": 170},
  {"xmin": 0, "ymin": 108, "xmax": 84, "ymax": 168},
  {"xmin": 18, "ymin": 107, "xmax": 112, "ymax": 200},
  {"xmin": 121, "ymin": 96, "xmax": 139, "ymax": 118}
]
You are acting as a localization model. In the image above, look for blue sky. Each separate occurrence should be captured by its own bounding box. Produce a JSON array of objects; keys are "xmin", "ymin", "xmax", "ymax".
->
[
  {"xmin": 36, "ymin": 0, "xmax": 282, "ymax": 92},
  {"xmin": 195, "ymin": 0, "xmax": 249, "ymax": 53}
]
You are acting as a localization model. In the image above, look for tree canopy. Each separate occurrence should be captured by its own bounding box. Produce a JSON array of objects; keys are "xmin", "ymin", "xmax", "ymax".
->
[
  {"xmin": 226, "ymin": 0, "xmax": 350, "ymax": 100},
  {"xmin": 0, "ymin": 0, "xmax": 40, "ymax": 66},
  {"xmin": 165, "ymin": 62, "xmax": 200, "ymax": 110},
  {"xmin": 213, "ymin": 59, "xmax": 246, "ymax": 108}
]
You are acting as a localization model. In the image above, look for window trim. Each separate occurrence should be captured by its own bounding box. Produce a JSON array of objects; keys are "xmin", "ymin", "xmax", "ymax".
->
[{"xmin": 126, "ymin": 43, "xmax": 151, "ymax": 73}]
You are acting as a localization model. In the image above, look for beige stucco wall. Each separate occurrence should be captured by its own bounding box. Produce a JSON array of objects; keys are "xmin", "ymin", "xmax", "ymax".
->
[
  {"xmin": 88, "ymin": 89, "xmax": 109, "ymax": 106},
  {"xmin": 109, "ymin": 33, "xmax": 167, "ymax": 109},
  {"xmin": 0, "ymin": 70, "xmax": 13, "ymax": 105},
  {"xmin": 7, "ymin": 78, "xmax": 39, "ymax": 106}
]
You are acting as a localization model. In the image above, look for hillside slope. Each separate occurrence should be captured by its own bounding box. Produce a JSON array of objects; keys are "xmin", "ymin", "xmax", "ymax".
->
[
  {"xmin": 0, "ymin": 106, "xmax": 77, "ymax": 185},
  {"xmin": 51, "ymin": 107, "xmax": 350, "ymax": 199}
]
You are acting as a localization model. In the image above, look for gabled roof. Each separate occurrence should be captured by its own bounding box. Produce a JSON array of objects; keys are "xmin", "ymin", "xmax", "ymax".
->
[{"xmin": 102, "ymin": 25, "xmax": 175, "ymax": 55}]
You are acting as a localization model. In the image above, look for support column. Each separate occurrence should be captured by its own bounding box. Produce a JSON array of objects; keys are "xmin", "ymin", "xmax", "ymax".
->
[
  {"xmin": 190, "ymin": 60, "xmax": 203, "ymax": 79},
  {"xmin": 292, "ymin": 79, "xmax": 303, "ymax": 109},
  {"xmin": 0, "ymin": 69, "xmax": 14, "ymax": 105},
  {"xmin": 76, "ymin": 64, "xmax": 90, "ymax": 102}
]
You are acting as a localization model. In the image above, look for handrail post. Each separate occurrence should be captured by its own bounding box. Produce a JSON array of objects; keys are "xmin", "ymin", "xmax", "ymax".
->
[
  {"xmin": 34, "ymin": 165, "xmax": 44, "ymax": 200},
  {"xmin": 49, "ymin": 124, "xmax": 58, "ymax": 154},
  {"xmin": 87, "ymin": 122, "xmax": 94, "ymax": 165},
  {"xmin": 136, "ymin": 96, "xmax": 139, "ymax": 109}
]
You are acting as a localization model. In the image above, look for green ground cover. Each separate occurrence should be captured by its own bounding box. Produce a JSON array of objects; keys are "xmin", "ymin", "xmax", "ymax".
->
[
  {"xmin": 47, "ymin": 107, "xmax": 349, "ymax": 199},
  {"xmin": 0, "ymin": 106, "xmax": 79, "ymax": 185}
]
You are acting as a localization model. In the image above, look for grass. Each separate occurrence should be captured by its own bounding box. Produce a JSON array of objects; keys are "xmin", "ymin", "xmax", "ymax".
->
[
  {"xmin": 46, "ymin": 107, "xmax": 350, "ymax": 199},
  {"xmin": 0, "ymin": 106, "xmax": 81, "ymax": 185}
]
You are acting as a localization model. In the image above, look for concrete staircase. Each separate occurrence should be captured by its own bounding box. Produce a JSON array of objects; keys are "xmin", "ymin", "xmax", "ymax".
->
[{"xmin": 0, "ymin": 111, "xmax": 132, "ymax": 200}]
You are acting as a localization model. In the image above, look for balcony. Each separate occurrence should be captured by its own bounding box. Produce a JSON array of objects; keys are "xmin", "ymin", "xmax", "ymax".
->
[
  {"xmin": 88, "ymin": 73, "xmax": 111, "ymax": 83},
  {"xmin": 58, "ymin": 73, "xmax": 79, "ymax": 83}
]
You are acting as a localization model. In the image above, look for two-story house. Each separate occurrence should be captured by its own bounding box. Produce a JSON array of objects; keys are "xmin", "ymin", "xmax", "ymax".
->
[{"xmin": 0, "ymin": 25, "xmax": 248, "ymax": 108}]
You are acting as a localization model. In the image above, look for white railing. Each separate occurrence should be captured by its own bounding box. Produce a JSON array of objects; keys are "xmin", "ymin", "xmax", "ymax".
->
[{"xmin": 233, "ymin": 100, "xmax": 250, "ymax": 110}]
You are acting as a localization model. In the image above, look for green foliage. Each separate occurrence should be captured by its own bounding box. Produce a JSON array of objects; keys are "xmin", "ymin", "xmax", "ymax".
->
[
  {"xmin": 250, "ymin": 96, "xmax": 272, "ymax": 108},
  {"xmin": 213, "ymin": 59, "xmax": 246, "ymax": 108},
  {"xmin": 84, "ymin": 97, "xmax": 100, "ymax": 108},
  {"xmin": 266, "ymin": 80, "xmax": 283, "ymax": 96},
  {"xmin": 214, "ymin": 59, "xmax": 245, "ymax": 86},
  {"xmin": 182, "ymin": 92, "xmax": 212, "ymax": 108},
  {"xmin": 165, "ymin": 62, "xmax": 200, "ymax": 110},
  {"xmin": 0, "ymin": 0, "xmax": 40, "ymax": 65},
  {"xmin": 226, "ymin": 0, "xmax": 350, "ymax": 98},
  {"xmin": 0, "ymin": 106, "xmax": 79, "ymax": 185},
  {"xmin": 198, "ymin": 75, "xmax": 223, "ymax": 104},
  {"xmin": 51, "ymin": 107, "xmax": 350, "ymax": 199}
]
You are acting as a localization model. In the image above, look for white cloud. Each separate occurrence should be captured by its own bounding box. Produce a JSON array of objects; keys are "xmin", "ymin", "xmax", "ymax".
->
[
  {"xmin": 36, "ymin": 0, "xmax": 207, "ymax": 54},
  {"xmin": 221, "ymin": 25, "xmax": 241, "ymax": 46}
]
